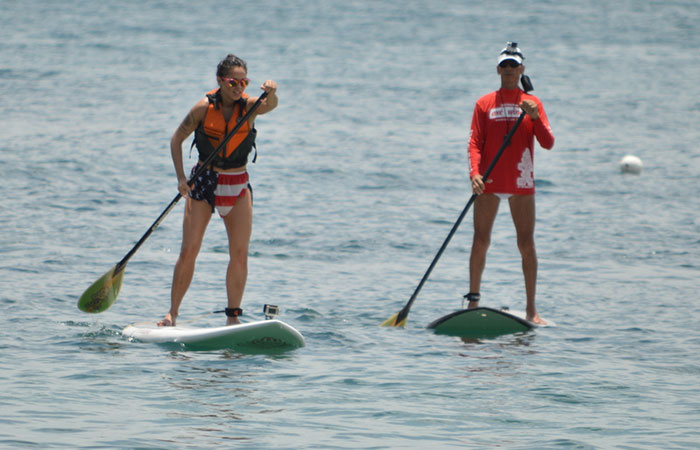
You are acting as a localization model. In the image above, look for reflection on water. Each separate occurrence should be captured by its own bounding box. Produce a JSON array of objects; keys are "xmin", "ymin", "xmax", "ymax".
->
[{"xmin": 459, "ymin": 332, "xmax": 537, "ymax": 347}]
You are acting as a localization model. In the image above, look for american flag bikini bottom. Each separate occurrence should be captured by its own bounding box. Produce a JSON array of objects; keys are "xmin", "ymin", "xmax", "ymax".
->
[{"xmin": 189, "ymin": 164, "xmax": 252, "ymax": 217}]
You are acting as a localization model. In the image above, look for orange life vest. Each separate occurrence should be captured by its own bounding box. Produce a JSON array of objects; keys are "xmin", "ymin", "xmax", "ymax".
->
[{"xmin": 193, "ymin": 89, "xmax": 256, "ymax": 169}]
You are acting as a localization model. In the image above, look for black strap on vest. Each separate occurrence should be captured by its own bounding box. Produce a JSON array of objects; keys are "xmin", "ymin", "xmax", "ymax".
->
[{"xmin": 189, "ymin": 93, "xmax": 257, "ymax": 163}]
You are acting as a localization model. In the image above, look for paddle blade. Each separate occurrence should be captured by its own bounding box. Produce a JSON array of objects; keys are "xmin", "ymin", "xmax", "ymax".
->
[
  {"xmin": 380, "ymin": 312, "xmax": 407, "ymax": 328},
  {"xmin": 77, "ymin": 265, "xmax": 125, "ymax": 313}
]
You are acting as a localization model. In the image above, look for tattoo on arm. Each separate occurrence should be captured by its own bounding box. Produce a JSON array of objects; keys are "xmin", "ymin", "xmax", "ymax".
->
[{"xmin": 177, "ymin": 112, "xmax": 196, "ymax": 135}]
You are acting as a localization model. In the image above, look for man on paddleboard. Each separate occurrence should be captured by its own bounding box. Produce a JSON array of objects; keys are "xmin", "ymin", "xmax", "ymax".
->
[
  {"xmin": 159, "ymin": 54, "xmax": 278, "ymax": 327},
  {"xmin": 466, "ymin": 42, "xmax": 554, "ymax": 325}
]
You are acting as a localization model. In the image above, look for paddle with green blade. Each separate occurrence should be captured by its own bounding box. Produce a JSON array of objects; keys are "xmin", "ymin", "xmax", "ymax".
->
[
  {"xmin": 381, "ymin": 77, "xmax": 533, "ymax": 327},
  {"xmin": 78, "ymin": 91, "xmax": 268, "ymax": 313}
]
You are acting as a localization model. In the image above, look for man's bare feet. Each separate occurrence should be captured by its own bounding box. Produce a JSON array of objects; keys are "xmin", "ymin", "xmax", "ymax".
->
[
  {"xmin": 526, "ymin": 313, "xmax": 547, "ymax": 325},
  {"xmin": 226, "ymin": 316, "xmax": 241, "ymax": 326},
  {"xmin": 158, "ymin": 313, "xmax": 177, "ymax": 327}
]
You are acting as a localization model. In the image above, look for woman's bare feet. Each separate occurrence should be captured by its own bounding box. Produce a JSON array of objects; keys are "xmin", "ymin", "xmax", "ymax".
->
[
  {"xmin": 226, "ymin": 316, "xmax": 241, "ymax": 326},
  {"xmin": 158, "ymin": 312, "xmax": 177, "ymax": 327}
]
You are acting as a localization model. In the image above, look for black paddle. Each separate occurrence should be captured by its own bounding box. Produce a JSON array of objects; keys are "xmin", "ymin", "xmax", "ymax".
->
[
  {"xmin": 78, "ymin": 91, "xmax": 268, "ymax": 313},
  {"xmin": 381, "ymin": 77, "xmax": 533, "ymax": 327}
]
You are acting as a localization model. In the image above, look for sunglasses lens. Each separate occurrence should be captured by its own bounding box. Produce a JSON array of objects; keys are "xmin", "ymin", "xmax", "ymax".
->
[
  {"xmin": 500, "ymin": 60, "xmax": 520, "ymax": 68},
  {"xmin": 223, "ymin": 77, "xmax": 249, "ymax": 87}
]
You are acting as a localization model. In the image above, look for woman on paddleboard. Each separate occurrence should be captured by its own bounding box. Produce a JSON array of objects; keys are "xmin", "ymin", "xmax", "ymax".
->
[
  {"xmin": 466, "ymin": 42, "xmax": 554, "ymax": 325},
  {"xmin": 159, "ymin": 54, "xmax": 278, "ymax": 327}
]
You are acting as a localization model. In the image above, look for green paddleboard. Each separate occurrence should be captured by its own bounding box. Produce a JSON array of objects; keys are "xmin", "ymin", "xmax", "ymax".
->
[{"xmin": 427, "ymin": 307, "xmax": 551, "ymax": 339}]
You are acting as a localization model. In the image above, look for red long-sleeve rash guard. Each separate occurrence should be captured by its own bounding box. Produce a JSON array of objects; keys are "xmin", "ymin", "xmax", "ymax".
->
[{"xmin": 468, "ymin": 88, "xmax": 554, "ymax": 195}]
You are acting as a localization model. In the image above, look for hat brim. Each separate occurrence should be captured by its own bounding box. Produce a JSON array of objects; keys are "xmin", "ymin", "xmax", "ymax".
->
[{"xmin": 498, "ymin": 54, "xmax": 523, "ymax": 65}]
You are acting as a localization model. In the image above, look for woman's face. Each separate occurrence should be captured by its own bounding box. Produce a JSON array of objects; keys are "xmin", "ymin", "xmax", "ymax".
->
[{"xmin": 218, "ymin": 66, "xmax": 249, "ymax": 100}]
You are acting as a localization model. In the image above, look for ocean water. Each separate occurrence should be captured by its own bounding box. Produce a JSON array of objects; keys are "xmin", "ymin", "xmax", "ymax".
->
[{"xmin": 1, "ymin": 0, "xmax": 699, "ymax": 448}]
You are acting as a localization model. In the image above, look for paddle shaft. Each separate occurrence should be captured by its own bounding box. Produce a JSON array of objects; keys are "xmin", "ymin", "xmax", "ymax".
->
[
  {"xmin": 113, "ymin": 91, "xmax": 268, "ymax": 274},
  {"xmin": 394, "ymin": 111, "xmax": 527, "ymax": 325}
]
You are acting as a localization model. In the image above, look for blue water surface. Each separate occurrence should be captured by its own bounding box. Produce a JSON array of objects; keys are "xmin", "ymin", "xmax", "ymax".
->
[{"xmin": 1, "ymin": 0, "xmax": 699, "ymax": 448}]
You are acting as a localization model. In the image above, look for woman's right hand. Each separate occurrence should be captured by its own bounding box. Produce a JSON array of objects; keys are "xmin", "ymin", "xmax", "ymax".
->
[{"xmin": 177, "ymin": 177, "xmax": 191, "ymax": 197}]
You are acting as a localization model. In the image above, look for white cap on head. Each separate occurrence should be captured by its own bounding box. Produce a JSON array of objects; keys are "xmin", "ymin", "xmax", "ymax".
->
[{"xmin": 498, "ymin": 42, "xmax": 524, "ymax": 65}]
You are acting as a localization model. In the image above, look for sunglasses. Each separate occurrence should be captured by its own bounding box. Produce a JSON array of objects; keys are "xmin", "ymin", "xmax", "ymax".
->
[
  {"xmin": 499, "ymin": 60, "xmax": 521, "ymax": 68},
  {"xmin": 221, "ymin": 77, "xmax": 250, "ymax": 88}
]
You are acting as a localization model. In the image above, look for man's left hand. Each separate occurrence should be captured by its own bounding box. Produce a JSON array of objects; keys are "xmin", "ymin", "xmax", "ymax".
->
[{"xmin": 520, "ymin": 100, "xmax": 539, "ymax": 120}]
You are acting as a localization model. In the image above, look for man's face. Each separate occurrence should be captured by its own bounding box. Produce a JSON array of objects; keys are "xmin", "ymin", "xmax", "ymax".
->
[{"xmin": 497, "ymin": 60, "xmax": 524, "ymax": 86}]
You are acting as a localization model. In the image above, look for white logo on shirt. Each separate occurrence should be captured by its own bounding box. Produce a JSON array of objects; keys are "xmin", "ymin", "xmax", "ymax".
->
[
  {"xmin": 489, "ymin": 104, "xmax": 521, "ymax": 121},
  {"xmin": 516, "ymin": 148, "xmax": 534, "ymax": 189}
]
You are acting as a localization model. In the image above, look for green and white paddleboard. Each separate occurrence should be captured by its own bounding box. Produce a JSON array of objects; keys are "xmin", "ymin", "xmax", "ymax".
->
[
  {"xmin": 427, "ymin": 307, "xmax": 554, "ymax": 339},
  {"xmin": 122, "ymin": 319, "xmax": 305, "ymax": 352}
]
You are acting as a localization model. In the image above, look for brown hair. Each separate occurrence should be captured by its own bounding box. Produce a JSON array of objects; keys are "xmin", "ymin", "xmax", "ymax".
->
[{"xmin": 216, "ymin": 54, "xmax": 247, "ymax": 77}]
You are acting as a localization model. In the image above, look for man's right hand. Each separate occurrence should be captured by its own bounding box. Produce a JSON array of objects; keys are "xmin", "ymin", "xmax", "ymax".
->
[{"xmin": 471, "ymin": 174, "xmax": 486, "ymax": 195}]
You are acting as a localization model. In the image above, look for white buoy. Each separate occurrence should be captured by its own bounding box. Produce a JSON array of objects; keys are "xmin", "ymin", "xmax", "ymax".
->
[{"xmin": 620, "ymin": 155, "xmax": 643, "ymax": 174}]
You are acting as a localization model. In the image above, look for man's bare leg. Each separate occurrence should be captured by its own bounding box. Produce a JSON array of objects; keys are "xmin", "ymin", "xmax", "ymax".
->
[
  {"xmin": 468, "ymin": 194, "xmax": 500, "ymax": 308},
  {"xmin": 508, "ymin": 194, "xmax": 546, "ymax": 324}
]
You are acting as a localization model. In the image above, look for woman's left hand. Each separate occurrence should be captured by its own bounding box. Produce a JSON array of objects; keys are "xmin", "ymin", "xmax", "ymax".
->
[
  {"xmin": 261, "ymin": 80, "xmax": 277, "ymax": 95},
  {"xmin": 258, "ymin": 80, "xmax": 278, "ymax": 112}
]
